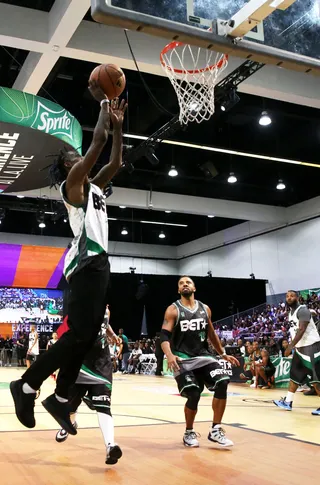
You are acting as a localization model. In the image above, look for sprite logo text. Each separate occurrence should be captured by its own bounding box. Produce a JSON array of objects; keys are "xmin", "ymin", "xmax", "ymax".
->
[{"xmin": 32, "ymin": 101, "xmax": 75, "ymax": 141}]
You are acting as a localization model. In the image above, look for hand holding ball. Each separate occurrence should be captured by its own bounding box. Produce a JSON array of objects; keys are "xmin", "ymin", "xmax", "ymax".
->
[{"xmin": 89, "ymin": 63, "xmax": 126, "ymax": 100}]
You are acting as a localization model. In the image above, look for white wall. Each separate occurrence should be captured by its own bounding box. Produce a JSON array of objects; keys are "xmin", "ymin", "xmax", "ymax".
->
[
  {"xmin": 0, "ymin": 233, "xmax": 178, "ymax": 275},
  {"xmin": 178, "ymin": 218, "xmax": 320, "ymax": 295}
]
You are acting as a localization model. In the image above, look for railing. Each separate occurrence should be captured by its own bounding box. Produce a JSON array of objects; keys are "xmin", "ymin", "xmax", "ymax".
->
[{"xmin": 213, "ymin": 302, "xmax": 268, "ymax": 329}]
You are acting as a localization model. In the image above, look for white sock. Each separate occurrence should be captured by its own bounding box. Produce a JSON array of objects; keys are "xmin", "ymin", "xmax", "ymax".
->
[
  {"xmin": 22, "ymin": 383, "xmax": 36, "ymax": 394},
  {"xmin": 286, "ymin": 391, "xmax": 295, "ymax": 403},
  {"xmin": 97, "ymin": 412, "xmax": 115, "ymax": 447},
  {"xmin": 55, "ymin": 394, "xmax": 68, "ymax": 403}
]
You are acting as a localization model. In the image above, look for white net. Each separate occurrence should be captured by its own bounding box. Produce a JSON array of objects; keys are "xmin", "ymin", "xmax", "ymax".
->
[{"xmin": 160, "ymin": 42, "xmax": 228, "ymax": 125}]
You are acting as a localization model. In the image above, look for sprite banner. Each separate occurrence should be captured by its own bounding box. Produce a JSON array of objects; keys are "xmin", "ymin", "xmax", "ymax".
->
[
  {"xmin": 0, "ymin": 87, "xmax": 82, "ymax": 194},
  {"xmin": 300, "ymin": 287, "xmax": 320, "ymax": 300}
]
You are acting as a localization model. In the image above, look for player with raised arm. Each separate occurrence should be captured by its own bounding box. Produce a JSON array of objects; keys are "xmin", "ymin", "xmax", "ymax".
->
[
  {"xmin": 161, "ymin": 276, "xmax": 240, "ymax": 448},
  {"xmin": 10, "ymin": 81, "xmax": 127, "ymax": 436},
  {"xmin": 273, "ymin": 290, "xmax": 320, "ymax": 415}
]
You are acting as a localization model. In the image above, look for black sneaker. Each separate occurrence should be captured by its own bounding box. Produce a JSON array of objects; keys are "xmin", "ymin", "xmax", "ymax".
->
[
  {"xmin": 10, "ymin": 379, "xmax": 36, "ymax": 428},
  {"xmin": 106, "ymin": 445, "xmax": 122, "ymax": 465},
  {"xmin": 42, "ymin": 394, "xmax": 77, "ymax": 436},
  {"xmin": 304, "ymin": 388, "xmax": 316, "ymax": 396},
  {"xmin": 55, "ymin": 422, "xmax": 78, "ymax": 443}
]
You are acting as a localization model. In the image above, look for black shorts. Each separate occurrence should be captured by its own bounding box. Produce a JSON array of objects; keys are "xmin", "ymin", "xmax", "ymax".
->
[
  {"xmin": 290, "ymin": 341, "xmax": 320, "ymax": 385},
  {"xmin": 69, "ymin": 382, "xmax": 111, "ymax": 413},
  {"xmin": 264, "ymin": 366, "xmax": 276, "ymax": 379},
  {"xmin": 175, "ymin": 360, "xmax": 231, "ymax": 397},
  {"xmin": 26, "ymin": 353, "xmax": 38, "ymax": 363}
]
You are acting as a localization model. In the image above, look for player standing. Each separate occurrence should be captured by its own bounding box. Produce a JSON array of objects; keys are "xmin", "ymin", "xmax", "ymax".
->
[
  {"xmin": 10, "ymin": 82, "xmax": 127, "ymax": 435},
  {"xmin": 161, "ymin": 276, "xmax": 240, "ymax": 447},
  {"xmin": 273, "ymin": 290, "xmax": 320, "ymax": 415},
  {"xmin": 26, "ymin": 325, "xmax": 39, "ymax": 369}
]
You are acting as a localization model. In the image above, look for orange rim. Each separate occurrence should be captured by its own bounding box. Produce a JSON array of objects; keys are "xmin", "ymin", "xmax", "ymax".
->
[{"xmin": 160, "ymin": 41, "xmax": 228, "ymax": 75}]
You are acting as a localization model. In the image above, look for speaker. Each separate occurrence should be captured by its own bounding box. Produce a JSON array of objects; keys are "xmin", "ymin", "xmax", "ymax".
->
[{"xmin": 199, "ymin": 161, "xmax": 218, "ymax": 179}]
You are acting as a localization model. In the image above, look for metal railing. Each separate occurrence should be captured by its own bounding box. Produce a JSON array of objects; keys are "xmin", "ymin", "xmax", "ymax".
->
[{"xmin": 213, "ymin": 302, "xmax": 268, "ymax": 329}]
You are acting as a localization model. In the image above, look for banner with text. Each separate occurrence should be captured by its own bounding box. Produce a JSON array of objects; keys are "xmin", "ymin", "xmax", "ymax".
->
[{"xmin": 0, "ymin": 87, "xmax": 82, "ymax": 194}]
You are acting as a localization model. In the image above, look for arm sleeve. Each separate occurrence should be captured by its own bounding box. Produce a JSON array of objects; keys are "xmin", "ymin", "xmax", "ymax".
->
[{"xmin": 297, "ymin": 306, "xmax": 311, "ymax": 323}]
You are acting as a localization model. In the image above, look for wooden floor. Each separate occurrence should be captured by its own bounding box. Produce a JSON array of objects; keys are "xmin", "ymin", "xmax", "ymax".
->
[{"xmin": 0, "ymin": 368, "xmax": 319, "ymax": 485}]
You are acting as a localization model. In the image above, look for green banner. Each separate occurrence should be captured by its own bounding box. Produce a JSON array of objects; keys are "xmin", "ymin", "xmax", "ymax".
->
[
  {"xmin": 300, "ymin": 288, "xmax": 320, "ymax": 300},
  {"xmin": 0, "ymin": 87, "xmax": 82, "ymax": 153}
]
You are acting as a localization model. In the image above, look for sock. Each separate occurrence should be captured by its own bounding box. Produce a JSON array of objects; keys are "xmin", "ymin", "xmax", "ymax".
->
[
  {"xmin": 286, "ymin": 391, "xmax": 295, "ymax": 403},
  {"xmin": 97, "ymin": 412, "xmax": 115, "ymax": 447},
  {"xmin": 186, "ymin": 428, "xmax": 193, "ymax": 432},
  {"xmin": 55, "ymin": 394, "xmax": 68, "ymax": 403},
  {"xmin": 22, "ymin": 383, "xmax": 36, "ymax": 394}
]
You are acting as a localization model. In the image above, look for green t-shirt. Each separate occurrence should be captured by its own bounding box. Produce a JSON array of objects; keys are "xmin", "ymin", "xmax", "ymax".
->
[{"xmin": 120, "ymin": 334, "xmax": 128, "ymax": 345}]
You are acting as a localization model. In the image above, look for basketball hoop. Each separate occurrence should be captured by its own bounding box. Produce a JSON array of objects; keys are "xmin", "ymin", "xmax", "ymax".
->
[{"xmin": 160, "ymin": 39, "xmax": 228, "ymax": 125}]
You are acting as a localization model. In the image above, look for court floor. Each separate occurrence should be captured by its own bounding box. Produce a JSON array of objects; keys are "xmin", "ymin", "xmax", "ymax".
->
[{"xmin": 0, "ymin": 368, "xmax": 319, "ymax": 485}]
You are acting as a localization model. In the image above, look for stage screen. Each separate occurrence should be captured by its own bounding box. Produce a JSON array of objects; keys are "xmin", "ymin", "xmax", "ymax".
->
[{"xmin": 0, "ymin": 287, "xmax": 63, "ymax": 337}]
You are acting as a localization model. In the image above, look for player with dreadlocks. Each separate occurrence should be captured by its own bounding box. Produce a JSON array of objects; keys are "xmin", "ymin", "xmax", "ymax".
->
[{"xmin": 10, "ymin": 80, "xmax": 127, "ymax": 436}]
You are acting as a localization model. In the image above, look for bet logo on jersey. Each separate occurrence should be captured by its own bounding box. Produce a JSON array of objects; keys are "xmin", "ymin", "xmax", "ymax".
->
[{"xmin": 180, "ymin": 318, "xmax": 207, "ymax": 332}]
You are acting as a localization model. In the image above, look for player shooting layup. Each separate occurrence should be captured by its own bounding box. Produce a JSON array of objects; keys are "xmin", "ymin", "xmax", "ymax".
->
[{"xmin": 10, "ymin": 82, "xmax": 127, "ymax": 436}]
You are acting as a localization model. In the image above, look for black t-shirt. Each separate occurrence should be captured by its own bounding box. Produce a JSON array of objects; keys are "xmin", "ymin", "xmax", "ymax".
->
[
  {"xmin": 121, "ymin": 339, "xmax": 129, "ymax": 354},
  {"xmin": 171, "ymin": 300, "xmax": 210, "ymax": 358}
]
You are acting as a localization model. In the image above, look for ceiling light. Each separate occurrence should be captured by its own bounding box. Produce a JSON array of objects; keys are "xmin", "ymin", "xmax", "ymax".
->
[
  {"xmin": 227, "ymin": 172, "xmax": 237, "ymax": 184},
  {"xmin": 17, "ymin": 195, "xmax": 25, "ymax": 199},
  {"xmin": 168, "ymin": 165, "xmax": 178, "ymax": 177},
  {"xmin": 44, "ymin": 211, "xmax": 55, "ymax": 215},
  {"xmin": 121, "ymin": 228, "xmax": 128, "ymax": 235},
  {"xmin": 140, "ymin": 220, "xmax": 187, "ymax": 228},
  {"xmin": 159, "ymin": 231, "xmax": 166, "ymax": 239},
  {"xmin": 220, "ymin": 88, "xmax": 240, "ymax": 113},
  {"xmin": 276, "ymin": 179, "xmax": 286, "ymax": 190},
  {"xmin": 259, "ymin": 111, "xmax": 272, "ymax": 126},
  {"xmin": 165, "ymin": 210, "xmax": 171, "ymax": 213},
  {"xmin": 39, "ymin": 222, "xmax": 46, "ymax": 228},
  {"xmin": 208, "ymin": 215, "xmax": 215, "ymax": 218},
  {"xmin": 119, "ymin": 206, "xmax": 126, "ymax": 209},
  {"xmin": 108, "ymin": 217, "xmax": 117, "ymax": 221},
  {"xmin": 123, "ymin": 134, "xmax": 320, "ymax": 168},
  {"xmin": 63, "ymin": 218, "xmax": 67, "ymax": 223}
]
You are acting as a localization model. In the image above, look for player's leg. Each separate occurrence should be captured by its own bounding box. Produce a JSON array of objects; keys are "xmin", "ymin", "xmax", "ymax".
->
[
  {"xmin": 87, "ymin": 384, "xmax": 122, "ymax": 465},
  {"xmin": 309, "ymin": 342, "xmax": 320, "ymax": 415},
  {"xmin": 55, "ymin": 385, "xmax": 86, "ymax": 443},
  {"xmin": 175, "ymin": 371, "xmax": 202, "ymax": 447},
  {"xmin": 10, "ymin": 259, "xmax": 110, "ymax": 432},
  {"xmin": 200, "ymin": 361, "xmax": 233, "ymax": 447},
  {"xmin": 273, "ymin": 351, "xmax": 306, "ymax": 410}
]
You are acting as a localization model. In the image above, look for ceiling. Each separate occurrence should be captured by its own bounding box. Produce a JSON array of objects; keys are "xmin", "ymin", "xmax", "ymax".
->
[{"xmin": 0, "ymin": 0, "xmax": 320, "ymax": 246}]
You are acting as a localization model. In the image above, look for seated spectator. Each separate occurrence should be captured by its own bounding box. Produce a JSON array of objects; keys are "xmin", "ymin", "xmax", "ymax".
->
[
  {"xmin": 254, "ymin": 349, "xmax": 275, "ymax": 389},
  {"xmin": 281, "ymin": 338, "xmax": 293, "ymax": 357},
  {"xmin": 240, "ymin": 344, "xmax": 254, "ymax": 382},
  {"xmin": 237, "ymin": 338, "xmax": 246, "ymax": 356},
  {"xmin": 128, "ymin": 343, "xmax": 142, "ymax": 374}
]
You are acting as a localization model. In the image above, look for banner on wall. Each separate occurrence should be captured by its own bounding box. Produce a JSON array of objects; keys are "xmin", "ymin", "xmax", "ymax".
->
[
  {"xmin": 0, "ymin": 322, "xmax": 61, "ymax": 339},
  {"xmin": 300, "ymin": 287, "xmax": 320, "ymax": 300},
  {"xmin": 0, "ymin": 87, "xmax": 82, "ymax": 194}
]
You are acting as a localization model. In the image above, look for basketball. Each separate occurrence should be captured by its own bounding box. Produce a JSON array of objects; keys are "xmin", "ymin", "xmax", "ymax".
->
[{"xmin": 89, "ymin": 64, "xmax": 126, "ymax": 100}]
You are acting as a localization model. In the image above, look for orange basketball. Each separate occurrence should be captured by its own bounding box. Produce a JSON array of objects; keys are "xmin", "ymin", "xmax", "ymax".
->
[{"xmin": 89, "ymin": 64, "xmax": 126, "ymax": 100}]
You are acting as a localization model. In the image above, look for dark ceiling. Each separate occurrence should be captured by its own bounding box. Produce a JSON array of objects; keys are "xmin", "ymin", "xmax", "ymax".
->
[{"xmin": 1, "ymin": 0, "xmax": 320, "ymax": 246}]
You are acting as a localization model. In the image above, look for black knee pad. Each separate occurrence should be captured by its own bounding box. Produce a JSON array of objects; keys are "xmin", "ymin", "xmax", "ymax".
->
[
  {"xmin": 185, "ymin": 389, "xmax": 201, "ymax": 411},
  {"xmin": 214, "ymin": 379, "xmax": 229, "ymax": 400}
]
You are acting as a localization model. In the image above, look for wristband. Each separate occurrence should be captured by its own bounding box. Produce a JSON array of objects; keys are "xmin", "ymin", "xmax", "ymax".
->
[
  {"xmin": 219, "ymin": 352, "xmax": 227, "ymax": 358},
  {"xmin": 100, "ymin": 99, "xmax": 110, "ymax": 107}
]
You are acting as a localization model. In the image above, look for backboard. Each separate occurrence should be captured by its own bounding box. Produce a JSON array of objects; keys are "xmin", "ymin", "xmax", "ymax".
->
[{"xmin": 91, "ymin": 0, "xmax": 320, "ymax": 74}]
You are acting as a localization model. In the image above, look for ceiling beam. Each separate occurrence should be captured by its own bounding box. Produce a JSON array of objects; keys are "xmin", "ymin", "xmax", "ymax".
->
[
  {"xmin": 13, "ymin": 0, "xmax": 90, "ymax": 94},
  {"xmin": 10, "ymin": 186, "xmax": 287, "ymax": 224},
  {"xmin": 1, "ymin": 4, "xmax": 320, "ymax": 108}
]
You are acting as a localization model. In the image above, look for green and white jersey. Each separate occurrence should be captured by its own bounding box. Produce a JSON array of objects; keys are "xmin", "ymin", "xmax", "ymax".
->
[
  {"xmin": 289, "ymin": 304, "xmax": 320, "ymax": 348},
  {"xmin": 61, "ymin": 181, "xmax": 108, "ymax": 280}
]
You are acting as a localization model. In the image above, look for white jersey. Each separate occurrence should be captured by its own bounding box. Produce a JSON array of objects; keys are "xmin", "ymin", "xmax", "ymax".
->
[
  {"xmin": 61, "ymin": 182, "xmax": 108, "ymax": 280},
  {"xmin": 289, "ymin": 305, "xmax": 320, "ymax": 348},
  {"xmin": 28, "ymin": 331, "xmax": 39, "ymax": 355}
]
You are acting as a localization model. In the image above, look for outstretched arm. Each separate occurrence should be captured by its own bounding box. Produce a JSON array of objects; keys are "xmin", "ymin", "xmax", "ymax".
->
[
  {"xmin": 91, "ymin": 98, "xmax": 127, "ymax": 189},
  {"xmin": 65, "ymin": 81, "xmax": 110, "ymax": 204},
  {"xmin": 161, "ymin": 305, "xmax": 181, "ymax": 372}
]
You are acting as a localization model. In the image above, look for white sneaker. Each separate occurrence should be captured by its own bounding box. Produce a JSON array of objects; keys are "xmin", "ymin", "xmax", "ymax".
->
[
  {"xmin": 208, "ymin": 425, "xmax": 234, "ymax": 447},
  {"xmin": 183, "ymin": 430, "xmax": 200, "ymax": 448},
  {"xmin": 297, "ymin": 384, "xmax": 309, "ymax": 392}
]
